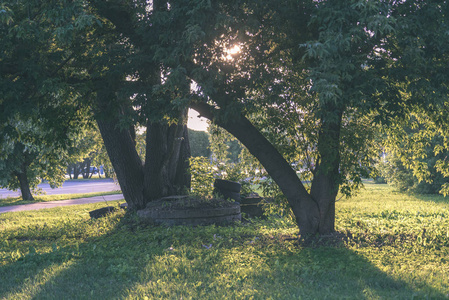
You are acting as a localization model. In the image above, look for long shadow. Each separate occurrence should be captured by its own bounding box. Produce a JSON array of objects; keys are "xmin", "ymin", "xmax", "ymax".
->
[
  {"xmin": 0, "ymin": 213, "xmax": 141, "ymax": 299},
  {"xmin": 1, "ymin": 216, "xmax": 447, "ymax": 299},
  {"xmin": 0, "ymin": 246, "xmax": 76, "ymax": 299},
  {"xmin": 250, "ymin": 246, "xmax": 446, "ymax": 299}
]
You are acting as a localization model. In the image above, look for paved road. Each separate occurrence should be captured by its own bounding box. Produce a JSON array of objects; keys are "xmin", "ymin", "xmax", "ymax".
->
[
  {"xmin": 0, "ymin": 179, "xmax": 121, "ymax": 198},
  {"xmin": 0, "ymin": 194, "xmax": 125, "ymax": 214}
]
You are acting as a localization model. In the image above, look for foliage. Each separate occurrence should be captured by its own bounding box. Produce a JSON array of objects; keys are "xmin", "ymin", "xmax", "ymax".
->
[
  {"xmin": 0, "ymin": 0, "xmax": 95, "ymax": 125},
  {"xmin": 259, "ymin": 176, "xmax": 295, "ymax": 220},
  {"xmin": 378, "ymin": 152, "xmax": 449, "ymax": 195},
  {"xmin": 188, "ymin": 129, "xmax": 211, "ymax": 158},
  {"xmin": 0, "ymin": 0, "xmax": 97, "ymax": 198},
  {"xmin": 189, "ymin": 125, "xmax": 260, "ymax": 197},
  {"xmin": 0, "ymin": 116, "xmax": 74, "ymax": 193},
  {"xmin": 381, "ymin": 114, "xmax": 449, "ymax": 196},
  {"xmin": 188, "ymin": 156, "xmax": 215, "ymax": 197},
  {"xmin": 0, "ymin": 183, "xmax": 448, "ymax": 298}
]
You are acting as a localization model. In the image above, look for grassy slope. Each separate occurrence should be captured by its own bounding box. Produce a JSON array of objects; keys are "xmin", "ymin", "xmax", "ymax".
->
[{"xmin": 0, "ymin": 182, "xmax": 448, "ymax": 299}]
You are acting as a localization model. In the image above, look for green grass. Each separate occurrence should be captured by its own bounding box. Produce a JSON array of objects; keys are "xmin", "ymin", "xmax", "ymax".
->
[
  {"xmin": 0, "ymin": 190, "xmax": 122, "ymax": 207},
  {"xmin": 0, "ymin": 183, "xmax": 448, "ymax": 299}
]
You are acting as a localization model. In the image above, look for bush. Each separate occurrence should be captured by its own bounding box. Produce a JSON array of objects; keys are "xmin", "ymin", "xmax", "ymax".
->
[
  {"xmin": 189, "ymin": 156, "xmax": 215, "ymax": 197},
  {"xmin": 189, "ymin": 129, "xmax": 211, "ymax": 158},
  {"xmin": 379, "ymin": 153, "xmax": 449, "ymax": 195}
]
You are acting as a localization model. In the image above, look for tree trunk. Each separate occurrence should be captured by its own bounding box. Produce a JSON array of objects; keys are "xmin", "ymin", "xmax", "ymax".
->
[
  {"xmin": 143, "ymin": 111, "xmax": 191, "ymax": 201},
  {"xmin": 310, "ymin": 110, "xmax": 343, "ymax": 234},
  {"xmin": 88, "ymin": 0, "xmax": 192, "ymax": 209},
  {"xmin": 73, "ymin": 163, "xmax": 81, "ymax": 179},
  {"xmin": 95, "ymin": 89, "xmax": 191, "ymax": 210},
  {"xmin": 97, "ymin": 117, "xmax": 146, "ymax": 210},
  {"xmin": 15, "ymin": 164, "xmax": 34, "ymax": 201},
  {"xmin": 67, "ymin": 166, "xmax": 73, "ymax": 179}
]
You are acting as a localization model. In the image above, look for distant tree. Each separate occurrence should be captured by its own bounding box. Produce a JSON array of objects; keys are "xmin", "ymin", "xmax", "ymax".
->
[
  {"xmin": 188, "ymin": 129, "xmax": 211, "ymax": 158},
  {"xmin": 382, "ymin": 115, "xmax": 449, "ymax": 195},
  {"xmin": 67, "ymin": 125, "xmax": 106, "ymax": 179},
  {"xmin": 0, "ymin": 0, "xmax": 97, "ymax": 198},
  {"xmin": 0, "ymin": 116, "xmax": 86, "ymax": 200}
]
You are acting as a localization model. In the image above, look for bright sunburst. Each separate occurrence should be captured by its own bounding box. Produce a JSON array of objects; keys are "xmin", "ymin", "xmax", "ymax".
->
[{"xmin": 224, "ymin": 44, "xmax": 241, "ymax": 60}]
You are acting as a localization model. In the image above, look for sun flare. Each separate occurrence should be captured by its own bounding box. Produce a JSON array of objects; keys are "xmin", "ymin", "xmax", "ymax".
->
[{"xmin": 224, "ymin": 44, "xmax": 241, "ymax": 60}]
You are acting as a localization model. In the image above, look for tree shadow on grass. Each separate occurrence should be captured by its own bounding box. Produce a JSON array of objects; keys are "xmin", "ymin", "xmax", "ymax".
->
[
  {"xmin": 1, "ymin": 215, "xmax": 448, "ymax": 299},
  {"xmin": 0, "ymin": 212, "xmax": 152, "ymax": 299},
  {"xmin": 250, "ymin": 246, "xmax": 444, "ymax": 299}
]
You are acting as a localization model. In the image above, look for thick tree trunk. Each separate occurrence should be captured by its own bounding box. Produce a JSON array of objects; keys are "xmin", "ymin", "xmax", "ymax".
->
[
  {"xmin": 191, "ymin": 102, "xmax": 321, "ymax": 235},
  {"xmin": 310, "ymin": 111, "xmax": 343, "ymax": 234},
  {"xmin": 95, "ymin": 93, "xmax": 191, "ymax": 210},
  {"xmin": 15, "ymin": 164, "xmax": 34, "ymax": 201},
  {"xmin": 143, "ymin": 111, "xmax": 191, "ymax": 201},
  {"xmin": 96, "ymin": 118, "xmax": 146, "ymax": 210},
  {"xmin": 89, "ymin": 1, "xmax": 192, "ymax": 210}
]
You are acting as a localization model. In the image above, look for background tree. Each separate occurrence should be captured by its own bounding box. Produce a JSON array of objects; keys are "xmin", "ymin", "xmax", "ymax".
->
[
  {"xmin": 188, "ymin": 129, "xmax": 211, "ymax": 158},
  {"xmin": 0, "ymin": 115, "xmax": 88, "ymax": 200},
  {"xmin": 66, "ymin": 124, "xmax": 111, "ymax": 179},
  {"xmin": 381, "ymin": 113, "xmax": 449, "ymax": 195},
  {"xmin": 0, "ymin": 0, "xmax": 100, "ymax": 198}
]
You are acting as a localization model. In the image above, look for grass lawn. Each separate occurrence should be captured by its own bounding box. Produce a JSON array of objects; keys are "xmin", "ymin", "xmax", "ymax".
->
[
  {"xmin": 0, "ymin": 191, "xmax": 122, "ymax": 207},
  {"xmin": 0, "ymin": 182, "xmax": 448, "ymax": 299}
]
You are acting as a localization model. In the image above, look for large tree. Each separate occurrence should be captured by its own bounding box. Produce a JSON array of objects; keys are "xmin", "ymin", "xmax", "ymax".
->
[
  {"xmin": 4, "ymin": 0, "xmax": 447, "ymax": 236},
  {"xmin": 71, "ymin": 0, "xmax": 193, "ymax": 210},
  {"xmin": 81, "ymin": 0, "xmax": 448, "ymax": 235},
  {"xmin": 185, "ymin": 0, "xmax": 449, "ymax": 234}
]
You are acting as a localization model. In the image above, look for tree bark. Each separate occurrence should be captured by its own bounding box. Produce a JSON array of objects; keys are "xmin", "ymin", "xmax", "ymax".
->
[
  {"xmin": 73, "ymin": 163, "xmax": 81, "ymax": 179},
  {"xmin": 15, "ymin": 164, "xmax": 34, "ymax": 201},
  {"xmin": 143, "ymin": 111, "xmax": 191, "ymax": 201},
  {"xmin": 310, "ymin": 110, "xmax": 343, "ymax": 234},
  {"xmin": 96, "ymin": 117, "xmax": 146, "ymax": 210}
]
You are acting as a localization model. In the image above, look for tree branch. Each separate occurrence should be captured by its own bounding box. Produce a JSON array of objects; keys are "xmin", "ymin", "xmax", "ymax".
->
[{"xmin": 190, "ymin": 101, "xmax": 312, "ymax": 202}]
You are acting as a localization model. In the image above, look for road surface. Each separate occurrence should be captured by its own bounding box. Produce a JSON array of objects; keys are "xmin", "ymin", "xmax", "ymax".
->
[
  {"xmin": 0, "ymin": 194, "xmax": 125, "ymax": 214},
  {"xmin": 0, "ymin": 179, "xmax": 121, "ymax": 198}
]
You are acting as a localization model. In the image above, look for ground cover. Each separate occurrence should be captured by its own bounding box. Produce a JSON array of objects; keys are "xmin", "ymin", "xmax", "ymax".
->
[
  {"xmin": 0, "ymin": 190, "xmax": 122, "ymax": 207},
  {"xmin": 0, "ymin": 182, "xmax": 448, "ymax": 299}
]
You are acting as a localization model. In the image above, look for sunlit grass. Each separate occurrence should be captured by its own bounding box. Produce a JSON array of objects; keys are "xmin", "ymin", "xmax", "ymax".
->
[
  {"xmin": 336, "ymin": 181, "xmax": 449, "ymax": 297},
  {"xmin": 0, "ymin": 183, "xmax": 448, "ymax": 299},
  {"xmin": 0, "ymin": 190, "xmax": 121, "ymax": 207}
]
